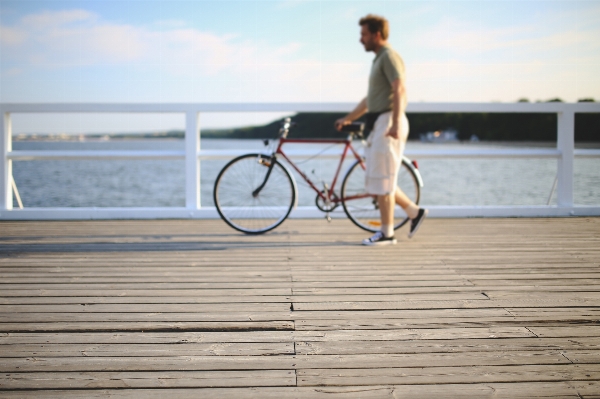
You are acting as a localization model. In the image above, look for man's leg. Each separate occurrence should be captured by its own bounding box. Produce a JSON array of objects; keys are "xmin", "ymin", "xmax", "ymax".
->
[
  {"xmin": 394, "ymin": 186, "xmax": 428, "ymax": 238},
  {"xmin": 394, "ymin": 187, "xmax": 419, "ymax": 219},
  {"xmin": 378, "ymin": 193, "xmax": 395, "ymax": 238},
  {"xmin": 362, "ymin": 192, "xmax": 397, "ymax": 245}
]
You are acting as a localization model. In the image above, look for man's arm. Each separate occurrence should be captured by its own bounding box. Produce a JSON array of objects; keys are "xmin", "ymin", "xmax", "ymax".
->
[
  {"xmin": 386, "ymin": 78, "xmax": 406, "ymax": 139},
  {"xmin": 335, "ymin": 97, "xmax": 368, "ymax": 131}
]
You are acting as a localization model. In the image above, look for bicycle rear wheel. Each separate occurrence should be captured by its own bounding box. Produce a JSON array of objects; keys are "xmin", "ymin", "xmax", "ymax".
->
[
  {"xmin": 213, "ymin": 153, "xmax": 296, "ymax": 234},
  {"xmin": 341, "ymin": 158, "xmax": 421, "ymax": 233}
]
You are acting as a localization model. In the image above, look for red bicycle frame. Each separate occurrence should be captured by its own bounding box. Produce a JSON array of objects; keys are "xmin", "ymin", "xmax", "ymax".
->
[{"xmin": 273, "ymin": 136, "xmax": 370, "ymax": 205}]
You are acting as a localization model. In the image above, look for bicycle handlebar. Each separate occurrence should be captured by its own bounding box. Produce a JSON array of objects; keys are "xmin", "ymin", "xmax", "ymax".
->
[
  {"xmin": 340, "ymin": 122, "xmax": 364, "ymax": 134},
  {"xmin": 279, "ymin": 118, "xmax": 364, "ymax": 139}
]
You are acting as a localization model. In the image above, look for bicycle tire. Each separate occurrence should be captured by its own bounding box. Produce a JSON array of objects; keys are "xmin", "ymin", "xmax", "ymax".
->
[
  {"xmin": 341, "ymin": 158, "xmax": 421, "ymax": 233},
  {"xmin": 213, "ymin": 153, "xmax": 296, "ymax": 234}
]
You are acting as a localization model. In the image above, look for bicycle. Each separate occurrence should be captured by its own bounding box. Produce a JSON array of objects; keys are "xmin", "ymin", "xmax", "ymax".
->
[{"xmin": 213, "ymin": 118, "xmax": 424, "ymax": 234}]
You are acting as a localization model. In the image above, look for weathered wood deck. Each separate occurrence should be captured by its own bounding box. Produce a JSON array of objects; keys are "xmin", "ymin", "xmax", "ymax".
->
[{"xmin": 0, "ymin": 217, "xmax": 599, "ymax": 398}]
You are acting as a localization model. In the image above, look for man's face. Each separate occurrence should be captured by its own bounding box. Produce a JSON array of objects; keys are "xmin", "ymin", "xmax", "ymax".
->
[{"xmin": 360, "ymin": 24, "xmax": 378, "ymax": 52}]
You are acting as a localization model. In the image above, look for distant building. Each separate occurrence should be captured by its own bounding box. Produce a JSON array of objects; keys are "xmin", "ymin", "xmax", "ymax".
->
[{"xmin": 420, "ymin": 129, "xmax": 458, "ymax": 143}]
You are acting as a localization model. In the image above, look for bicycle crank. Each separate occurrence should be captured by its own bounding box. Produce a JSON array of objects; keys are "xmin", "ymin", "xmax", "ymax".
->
[{"xmin": 315, "ymin": 191, "xmax": 339, "ymax": 213}]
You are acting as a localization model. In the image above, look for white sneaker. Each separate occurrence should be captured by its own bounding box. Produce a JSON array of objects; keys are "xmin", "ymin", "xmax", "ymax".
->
[{"xmin": 362, "ymin": 231, "xmax": 397, "ymax": 246}]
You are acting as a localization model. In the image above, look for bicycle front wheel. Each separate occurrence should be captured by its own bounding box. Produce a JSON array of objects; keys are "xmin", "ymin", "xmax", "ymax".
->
[
  {"xmin": 213, "ymin": 153, "xmax": 296, "ymax": 234},
  {"xmin": 341, "ymin": 158, "xmax": 421, "ymax": 233}
]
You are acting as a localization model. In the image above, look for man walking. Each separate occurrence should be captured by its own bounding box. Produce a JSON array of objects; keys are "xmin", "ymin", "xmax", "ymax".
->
[{"xmin": 335, "ymin": 14, "xmax": 427, "ymax": 246}]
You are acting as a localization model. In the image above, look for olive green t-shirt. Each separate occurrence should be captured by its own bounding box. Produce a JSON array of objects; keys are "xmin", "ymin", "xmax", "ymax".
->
[{"xmin": 367, "ymin": 44, "xmax": 405, "ymax": 113}]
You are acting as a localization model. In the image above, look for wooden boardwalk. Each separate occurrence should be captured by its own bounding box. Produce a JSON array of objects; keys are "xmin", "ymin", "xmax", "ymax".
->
[{"xmin": 0, "ymin": 217, "xmax": 599, "ymax": 398}]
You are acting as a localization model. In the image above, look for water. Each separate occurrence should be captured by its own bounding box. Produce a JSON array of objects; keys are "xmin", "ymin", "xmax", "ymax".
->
[{"xmin": 11, "ymin": 139, "xmax": 600, "ymax": 208}]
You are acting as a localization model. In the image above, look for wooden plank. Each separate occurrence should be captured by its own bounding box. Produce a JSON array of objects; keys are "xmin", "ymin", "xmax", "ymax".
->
[
  {"xmin": 562, "ymin": 350, "xmax": 600, "ymax": 364},
  {"xmin": 0, "ymin": 288, "xmax": 292, "ymax": 297},
  {"xmin": 0, "ymin": 331, "xmax": 297, "ymax": 345},
  {"xmin": 292, "ymin": 298, "xmax": 598, "ymax": 311},
  {"xmin": 507, "ymin": 308, "xmax": 600, "ymax": 317},
  {"xmin": 451, "ymin": 279, "xmax": 600, "ymax": 287},
  {"xmin": 0, "ymin": 351, "xmax": 571, "ymax": 373},
  {"xmin": 0, "ymin": 383, "xmax": 583, "ymax": 399},
  {"xmin": 0, "ymin": 283, "xmax": 296, "ymax": 289},
  {"xmin": 289, "ymin": 293, "xmax": 488, "ymax": 302},
  {"xmin": 0, "ymin": 280, "xmax": 475, "ymax": 289},
  {"xmin": 0, "ymin": 342, "xmax": 295, "ymax": 357},
  {"xmin": 566, "ymin": 381, "xmax": 600, "ymax": 398},
  {"xmin": 297, "ymin": 364, "xmax": 600, "ymax": 386},
  {"xmin": 0, "ymin": 296, "xmax": 292, "ymax": 305},
  {"xmin": 0, "ymin": 266, "xmax": 458, "ymax": 274},
  {"xmin": 289, "ymin": 328, "xmax": 534, "ymax": 341},
  {"xmin": 0, "ymin": 328, "xmax": 532, "ymax": 345},
  {"xmin": 0, "ymin": 303, "xmax": 291, "ymax": 313},
  {"xmin": 0, "ymin": 277, "xmax": 293, "ymax": 283},
  {"xmin": 0, "ymin": 321, "xmax": 294, "ymax": 332},
  {"xmin": 0, "ymin": 370, "xmax": 296, "ymax": 389},
  {"xmin": 289, "ymin": 276, "xmax": 472, "ymax": 282},
  {"xmin": 453, "ymin": 265, "xmax": 600, "ymax": 273},
  {"xmin": 294, "ymin": 316, "xmax": 600, "ymax": 330},
  {"xmin": 291, "ymin": 308, "xmax": 513, "ymax": 319},
  {"xmin": 485, "ymin": 291, "xmax": 600, "ymax": 300},
  {"xmin": 295, "ymin": 337, "xmax": 600, "ymax": 355},
  {"xmin": 528, "ymin": 326, "xmax": 600, "ymax": 338},
  {"xmin": 0, "ymin": 312, "xmax": 293, "ymax": 323},
  {"xmin": 0, "ymin": 293, "xmax": 488, "ymax": 304},
  {"xmin": 290, "ymin": 286, "xmax": 600, "ymax": 295},
  {"xmin": 459, "ymin": 271, "xmax": 600, "ymax": 281}
]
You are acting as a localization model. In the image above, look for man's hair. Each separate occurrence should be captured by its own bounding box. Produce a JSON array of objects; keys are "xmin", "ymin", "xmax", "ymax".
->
[{"xmin": 359, "ymin": 14, "xmax": 389, "ymax": 40}]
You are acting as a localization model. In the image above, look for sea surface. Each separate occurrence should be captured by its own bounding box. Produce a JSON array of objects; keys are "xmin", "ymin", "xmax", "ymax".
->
[{"xmin": 11, "ymin": 139, "xmax": 600, "ymax": 208}]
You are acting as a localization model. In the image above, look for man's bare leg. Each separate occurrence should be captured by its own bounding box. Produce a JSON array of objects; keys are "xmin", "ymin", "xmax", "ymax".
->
[
  {"xmin": 378, "ymin": 193, "xmax": 395, "ymax": 238},
  {"xmin": 362, "ymin": 193, "xmax": 397, "ymax": 245},
  {"xmin": 394, "ymin": 187, "xmax": 419, "ymax": 219}
]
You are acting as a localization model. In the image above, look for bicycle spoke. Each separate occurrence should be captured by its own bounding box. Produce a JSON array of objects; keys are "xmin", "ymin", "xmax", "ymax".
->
[
  {"xmin": 214, "ymin": 154, "xmax": 295, "ymax": 234},
  {"xmin": 342, "ymin": 158, "xmax": 420, "ymax": 233}
]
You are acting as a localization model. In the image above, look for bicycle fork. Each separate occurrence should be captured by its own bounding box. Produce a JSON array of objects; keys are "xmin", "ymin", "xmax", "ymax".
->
[{"xmin": 252, "ymin": 155, "xmax": 277, "ymax": 197}]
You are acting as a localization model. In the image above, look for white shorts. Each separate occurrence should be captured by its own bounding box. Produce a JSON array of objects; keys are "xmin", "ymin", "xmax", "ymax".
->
[{"xmin": 364, "ymin": 112, "xmax": 409, "ymax": 196}]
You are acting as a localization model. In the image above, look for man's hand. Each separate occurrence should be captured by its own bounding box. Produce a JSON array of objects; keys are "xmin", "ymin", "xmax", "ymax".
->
[
  {"xmin": 334, "ymin": 118, "xmax": 351, "ymax": 131},
  {"xmin": 386, "ymin": 124, "xmax": 400, "ymax": 139},
  {"xmin": 336, "ymin": 98, "xmax": 367, "ymax": 131}
]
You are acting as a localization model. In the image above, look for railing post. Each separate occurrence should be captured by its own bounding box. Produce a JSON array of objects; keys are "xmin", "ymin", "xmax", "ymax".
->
[
  {"xmin": 1, "ymin": 112, "xmax": 13, "ymax": 211},
  {"xmin": 556, "ymin": 107, "xmax": 574, "ymax": 208},
  {"xmin": 185, "ymin": 110, "xmax": 200, "ymax": 211}
]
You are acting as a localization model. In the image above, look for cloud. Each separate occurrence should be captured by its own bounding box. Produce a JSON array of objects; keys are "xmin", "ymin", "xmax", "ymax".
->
[
  {"xmin": 413, "ymin": 7, "xmax": 600, "ymax": 61},
  {"xmin": 3, "ymin": 67, "xmax": 23, "ymax": 77},
  {"xmin": 0, "ymin": 9, "xmax": 320, "ymax": 76},
  {"xmin": 0, "ymin": 26, "xmax": 26, "ymax": 45},
  {"xmin": 21, "ymin": 9, "xmax": 94, "ymax": 29},
  {"xmin": 154, "ymin": 19, "xmax": 188, "ymax": 29},
  {"xmin": 0, "ymin": 8, "xmax": 368, "ymax": 102},
  {"xmin": 2, "ymin": 10, "xmax": 146, "ymax": 65}
]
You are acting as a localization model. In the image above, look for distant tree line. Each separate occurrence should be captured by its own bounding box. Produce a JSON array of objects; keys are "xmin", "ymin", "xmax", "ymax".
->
[{"xmin": 203, "ymin": 109, "xmax": 599, "ymax": 142}]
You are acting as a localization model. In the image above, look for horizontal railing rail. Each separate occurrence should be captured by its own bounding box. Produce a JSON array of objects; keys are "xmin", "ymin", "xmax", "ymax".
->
[{"xmin": 1, "ymin": 102, "xmax": 599, "ymax": 220}]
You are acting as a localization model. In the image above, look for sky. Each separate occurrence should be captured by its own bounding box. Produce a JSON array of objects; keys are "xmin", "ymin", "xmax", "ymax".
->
[{"xmin": 1, "ymin": 0, "xmax": 599, "ymax": 134}]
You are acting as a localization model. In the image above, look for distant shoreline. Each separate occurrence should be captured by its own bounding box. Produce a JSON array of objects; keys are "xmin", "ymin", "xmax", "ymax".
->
[
  {"xmin": 12, "ymin": 110, "xmax": 600, "ymax": 143},
  {"xmin": 12, "ymin": 136, "xmax": 600, "ymax": 148}
]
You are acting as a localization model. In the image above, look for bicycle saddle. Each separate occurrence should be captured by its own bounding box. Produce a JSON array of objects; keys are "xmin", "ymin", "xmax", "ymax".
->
[{"xmin": 340, "ymin": 122, "xmax": 364, "ymax": 133}]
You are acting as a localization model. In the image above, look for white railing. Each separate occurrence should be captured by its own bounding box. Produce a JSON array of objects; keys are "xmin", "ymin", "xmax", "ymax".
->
[{"xmin": 1, "ymin": 102, "xmax": 599, "ymax": 220}]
